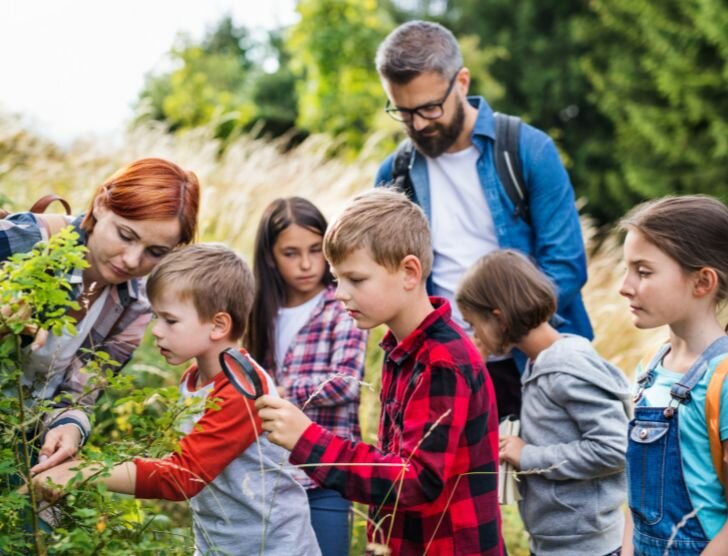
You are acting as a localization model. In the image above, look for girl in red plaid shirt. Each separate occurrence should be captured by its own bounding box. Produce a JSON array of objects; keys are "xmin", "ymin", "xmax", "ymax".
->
[{"xmin": 246, "ymin": 197, "xmax": 367, "ymax": 556}]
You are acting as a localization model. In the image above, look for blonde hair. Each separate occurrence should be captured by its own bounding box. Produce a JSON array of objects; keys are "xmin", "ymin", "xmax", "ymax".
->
[
  {"xmin": 147, "ymin": 243, "xmax": 254, "ymax": 340},
  {"xmin": 456, "ymin": 250, "xmax": 556, "ymax": 350},
  {"xmin": 324, "ymin": 188, "xmax": 432, "ymax": 277}
]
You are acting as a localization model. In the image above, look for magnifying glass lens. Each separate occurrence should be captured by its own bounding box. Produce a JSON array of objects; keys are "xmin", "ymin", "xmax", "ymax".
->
[{"xmin": 221, "ymin": 351, "xmax": 258, "ymax": 398}]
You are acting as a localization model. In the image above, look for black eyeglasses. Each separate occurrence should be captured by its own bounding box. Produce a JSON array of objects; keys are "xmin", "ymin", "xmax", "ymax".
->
[{"xmin": 384, "ymin": 68, "xmax": 462, "ymax": 123}]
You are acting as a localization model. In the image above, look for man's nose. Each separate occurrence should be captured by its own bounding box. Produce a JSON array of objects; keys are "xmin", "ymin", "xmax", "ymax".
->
[{"xmin": 410, "ymin": 113, "xmax": 431, "ymax": 132}]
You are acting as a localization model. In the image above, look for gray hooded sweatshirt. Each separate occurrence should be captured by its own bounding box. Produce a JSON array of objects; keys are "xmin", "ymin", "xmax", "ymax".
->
[{"xmin": 516, "ymin": 334, "xmax": 630, "ymax": 556}]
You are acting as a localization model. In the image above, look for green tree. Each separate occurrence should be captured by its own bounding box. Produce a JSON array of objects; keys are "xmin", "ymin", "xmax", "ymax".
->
[
  {"xmin": 393, "ymin": 0, "xmax": 620, "ymax": 221},
  {"xmin": 288, "ymin": 0, "xmax": 393, "ymax": 151},
  {"xmin": 580, "ymin": 0, "xmax": 728, "ymax": 211},
  {"xmin": 135, "ymin": 16, "xmax": 298, "ymax": 141}
]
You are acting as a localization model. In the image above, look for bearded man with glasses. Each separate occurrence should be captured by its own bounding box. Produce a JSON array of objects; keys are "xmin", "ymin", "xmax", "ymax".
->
[{"xmin": 374, "ymin": 20, "xmax": 593, "ymax": 419}]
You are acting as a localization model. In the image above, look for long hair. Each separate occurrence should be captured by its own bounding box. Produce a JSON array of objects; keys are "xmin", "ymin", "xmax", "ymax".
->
[
  {"xmin": 81, "ymin": 158, "xmax": 200, "ymax": 244},
  {"xmin": 245, "ymin": 197, "xmax": 333, "ymax": 369}
]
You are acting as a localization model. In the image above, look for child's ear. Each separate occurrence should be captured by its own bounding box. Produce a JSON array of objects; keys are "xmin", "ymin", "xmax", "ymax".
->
[
  {"xmin": 210, "ymin": 312, "xmax": 233, "ymax": 341},
  {"xmin": 490, "ymin": 308, "xmax": 510, "ymax": 333},
  {"xmin": 400, "ymin": 255, "xmax": 423, "ymax": 291},
  {"xmin": 693, "ymin": 267, "xmax": 719, "ymax": 299}
]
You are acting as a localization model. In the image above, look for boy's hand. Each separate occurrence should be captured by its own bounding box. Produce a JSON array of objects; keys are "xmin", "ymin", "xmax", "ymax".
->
[
  {"xmin": 32, "ymin": 460, "xmax": 84, "ymax": 502},
  {"xmin": 499, "ymin": 435, "xmax": 525, "ymax": 469},
  {"xmin": 255, "ymin": 395, "xmax": 312, "ymax": 451}
]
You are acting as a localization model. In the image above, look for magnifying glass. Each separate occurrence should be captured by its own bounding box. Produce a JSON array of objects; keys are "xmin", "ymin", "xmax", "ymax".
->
[{"xmin": 220, "ymin": 348, "xmax": 265, "ymax": 400}]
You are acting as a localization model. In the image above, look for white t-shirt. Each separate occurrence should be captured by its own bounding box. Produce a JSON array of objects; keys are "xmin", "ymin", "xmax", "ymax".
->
[
  {"xmin": 274, "ymin": 290, "xmax": 325, "ymax": 370},
  {"xmin": 427, "ymin": 146, "xmax": 499, "ymax": 329}
]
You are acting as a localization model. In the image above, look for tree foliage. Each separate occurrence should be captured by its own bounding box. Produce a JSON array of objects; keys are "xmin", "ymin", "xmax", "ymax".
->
[
  {"xmin": 135, "ymin": 16, "xmax": 298, "ymax": 141},
  {"xmin": 287, "ymin": 0, "xmax": 393, "ymax": 150},
  {"xmin": 132, "ymin": 1, "xmax": 727, "ymax": 222},
  {"xmin": 580, "ymin": 0, "xmax": 728, "ymax": 209}
]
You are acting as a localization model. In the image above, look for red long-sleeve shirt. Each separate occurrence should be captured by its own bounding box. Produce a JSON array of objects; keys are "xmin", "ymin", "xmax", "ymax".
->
[{"xmin": 134, "ymin": 351, "xmax": 267, "ymax": 500}]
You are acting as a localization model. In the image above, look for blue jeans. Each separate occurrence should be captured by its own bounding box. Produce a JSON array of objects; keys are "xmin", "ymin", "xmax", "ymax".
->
[{"xmin": 307, "ymin": 488, "xmax": 351, "ymax": 556}]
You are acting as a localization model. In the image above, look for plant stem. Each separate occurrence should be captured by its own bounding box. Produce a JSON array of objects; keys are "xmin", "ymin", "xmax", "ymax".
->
[{"xmin": 15, "ymin": 337, "xmax": 46, "ymax": 555}]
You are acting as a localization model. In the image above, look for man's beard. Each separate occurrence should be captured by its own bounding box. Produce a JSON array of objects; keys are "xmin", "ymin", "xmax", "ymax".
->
[{"xmin": 406, "ymin": 97, "xmax": 466, "ymax": 158}]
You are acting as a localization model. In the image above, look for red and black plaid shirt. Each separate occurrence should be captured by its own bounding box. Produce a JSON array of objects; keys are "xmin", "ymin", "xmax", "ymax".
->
[{"xmin": 290, "ymin": 298, "xmax": 504, "ymax": 555}]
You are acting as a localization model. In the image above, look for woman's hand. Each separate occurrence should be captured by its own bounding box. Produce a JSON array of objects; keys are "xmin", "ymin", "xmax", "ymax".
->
[
  {"xmin": 255, "ymin": 395, "xmax": 312, "ymax": 451},
  {"xmin": 0, "ymin": 303, "xmax": 49, "ymax": 350},
  {"xmin": 31, "ymin": 424, "xmax": 82, "ymax": 475},
  {"xmin": 499, "ymin": 435, "xmax": 525, "ymax": 469}
]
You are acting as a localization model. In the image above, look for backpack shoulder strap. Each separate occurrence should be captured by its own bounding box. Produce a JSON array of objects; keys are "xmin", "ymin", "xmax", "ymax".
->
[
  {"xmin": 391, "ymin": 139, "xmax": 416, "ymax": 202},
  {"xmin": 494, "ymin": 112, "xmax": 529, "ymax": 224},
  {"xmin": 0, "ymin": 194, "xmax": 72, "ymax": 220},
  {"xmin": 706, "ymin": 355, "xmax": 728, "ymax": 486},
  {"xmin": 29, "ymin": 194, "xmax": 72, "ymax": 216}
]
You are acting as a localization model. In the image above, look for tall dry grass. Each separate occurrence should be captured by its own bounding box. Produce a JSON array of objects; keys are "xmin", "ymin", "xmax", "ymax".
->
[
  {"xmin": 0, "ymin": 115, "xmax": 680, "ymax": 554},
  {"xmin": 1, "ymin": 115, "xmax": 670, "ymax": 371}
]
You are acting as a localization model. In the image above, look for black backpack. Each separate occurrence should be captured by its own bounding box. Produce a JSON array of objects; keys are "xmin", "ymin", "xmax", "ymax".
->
[{"xmin": 390, "ymin": 112, "xmax": 530, "ymax": 224}]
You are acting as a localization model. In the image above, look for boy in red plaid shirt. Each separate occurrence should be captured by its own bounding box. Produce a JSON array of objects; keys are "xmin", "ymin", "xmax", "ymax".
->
[{"xmin": 256, "ymin": 189, "xmax": 504, "ymax": 555}]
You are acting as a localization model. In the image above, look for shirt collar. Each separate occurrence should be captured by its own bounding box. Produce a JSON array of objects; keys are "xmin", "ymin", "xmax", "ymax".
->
[
  {"xmin": 380, "ymin": 297, "xmax": 452, "ymax": 366},
  {"xmin": 468, "ymin": 95, "xmax": 496, "ymax": 146}
]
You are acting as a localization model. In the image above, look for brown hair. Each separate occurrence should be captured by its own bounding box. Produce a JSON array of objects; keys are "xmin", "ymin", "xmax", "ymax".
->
[
  {"xmin": 146, "ymin": 243, "xmax": 254, "ymax": 340},
  {"xmin": 620, "ymin": 195, "xmax": 728, "ymax": 304},
  {"xmin": 456, "ymin": 250, "xmax": 556, "ymax": 350},
  {"xmin": 323, "ymin": 188, "xmax": 432, "ymax": 277},
  {"xmin": 81, "ymin": 158, "xmax": 200, "ymax": 244}
]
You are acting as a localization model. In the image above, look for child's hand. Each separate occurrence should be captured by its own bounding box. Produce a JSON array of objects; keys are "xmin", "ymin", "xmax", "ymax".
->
[
  {"xmin": 276, "ymin": 385, "xmax": 287, "ymax": 398},
  {"xmin": 32, "ymin": 459, "xmax": 83, "ymax": 502},
  {"xmin": 499, "ymin": 435, "xmax": 525, "ymax": 469},
  {"xmin": 255, "ymin": 395, "xmax": 312, "ymax": 451}
]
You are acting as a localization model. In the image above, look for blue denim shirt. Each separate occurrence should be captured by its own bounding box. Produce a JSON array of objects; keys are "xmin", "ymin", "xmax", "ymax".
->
[{"xmin": 375, "ymin": 96, "xmax": 593, "ymax": 340}]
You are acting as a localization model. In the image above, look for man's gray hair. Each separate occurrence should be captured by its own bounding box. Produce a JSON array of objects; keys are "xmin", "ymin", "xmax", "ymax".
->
[{"xmin": 375, "ymin": 20, "xmax": 462, "ymax": 84}]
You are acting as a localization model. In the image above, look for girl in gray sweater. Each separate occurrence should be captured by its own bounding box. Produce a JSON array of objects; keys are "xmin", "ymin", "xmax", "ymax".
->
[{"xmin": 457, "ymin": 249, "xmax": 630, "ymax": 556}]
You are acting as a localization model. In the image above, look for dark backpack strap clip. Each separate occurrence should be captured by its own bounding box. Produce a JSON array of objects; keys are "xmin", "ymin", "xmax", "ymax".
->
[{"xmin": 391, "ymin": 139, "xmax": 416, "ymax": 202}]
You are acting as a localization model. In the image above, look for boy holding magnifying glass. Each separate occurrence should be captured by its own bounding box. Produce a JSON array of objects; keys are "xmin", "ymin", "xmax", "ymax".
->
[{"xmin": 32, "ymin": 243, "xmax": 321, "ymax": 556}]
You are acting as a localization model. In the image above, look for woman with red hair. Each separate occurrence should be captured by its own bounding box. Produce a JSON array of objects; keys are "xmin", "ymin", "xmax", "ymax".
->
[{"xmin": 1, "ymin": 158, "xmax": 200, "ymax": 473}]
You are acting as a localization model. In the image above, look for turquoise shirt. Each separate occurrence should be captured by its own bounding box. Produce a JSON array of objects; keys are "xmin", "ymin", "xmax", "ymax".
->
[{"xmin": 637, "ymin": 353, "xmax": 728, "ymax": 538}]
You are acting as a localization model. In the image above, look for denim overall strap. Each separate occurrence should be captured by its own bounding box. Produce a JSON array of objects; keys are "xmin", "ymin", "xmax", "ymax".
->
[
  {"xmin": 666, "ymin": 337, "xmax": 728, "ymax": 416},
  {"xmin": 634, "ymin": 344, "xmax": 671, "ymax": 404},
  {"xmin": 626, "ymin": 339, "xmax": 728, "ymax": 555}
]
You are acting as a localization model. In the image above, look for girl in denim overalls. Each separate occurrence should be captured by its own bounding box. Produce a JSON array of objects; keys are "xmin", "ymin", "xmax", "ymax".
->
[{"xmin": 619, "ymin": 195, "xmax": 728, "ymax": 556}]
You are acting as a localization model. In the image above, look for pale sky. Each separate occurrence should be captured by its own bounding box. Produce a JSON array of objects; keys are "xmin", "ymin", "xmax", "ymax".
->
[{"xmin": 0, "ymin": 0, "xmax": 297, "ymax": 144}]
